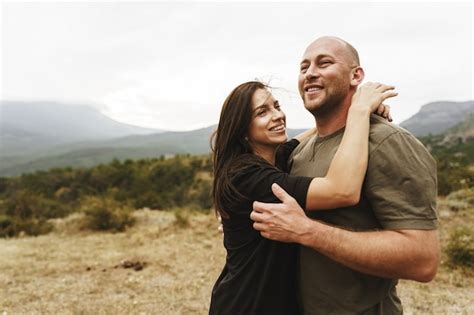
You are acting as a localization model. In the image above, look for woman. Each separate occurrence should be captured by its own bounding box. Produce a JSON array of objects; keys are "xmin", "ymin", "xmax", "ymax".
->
[{"xmin": 209, "ymin": 81, "xmax": 396, "ymax": 314}]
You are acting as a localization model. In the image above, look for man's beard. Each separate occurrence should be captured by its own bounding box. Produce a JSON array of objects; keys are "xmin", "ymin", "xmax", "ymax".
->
[{"xmin": 306, "ymin": 89, "xmax": 346, "ymax": 119}]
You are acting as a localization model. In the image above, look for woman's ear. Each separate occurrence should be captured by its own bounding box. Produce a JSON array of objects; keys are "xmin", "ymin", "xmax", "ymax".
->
[{"xmin": 350, "ymin": 66, "xmax": 365, "ymax": 86}]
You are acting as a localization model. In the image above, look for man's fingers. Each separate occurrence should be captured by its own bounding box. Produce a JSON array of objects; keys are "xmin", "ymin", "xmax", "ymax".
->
[
  {"xmin": 253, "ymin": 201, "xmax": 269, "ymax": 213},
  {"xmin": 253, "ymin": 200, "xmax": 284, "ymax": 213},
  {"xmin": 261, "ymin": 232, "xmax": 272, "ymax": 240},
  {"xmin": 250, "ymin": 210, "xmax": 264, "ymax": 222},
  {"xmin": 253, "ymin": 222, "xmax": 266, "ymax": 232},
  {"xmin": 216, "ymin": 213, "xmax": 223, "ymax": 233},
  {"xmin": 271, "ymin": 183, "xmax": 296, "ymax": 204}
]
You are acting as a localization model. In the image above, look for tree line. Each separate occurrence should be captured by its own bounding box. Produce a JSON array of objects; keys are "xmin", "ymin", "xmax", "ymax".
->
[{"xmin": 0, "ymin": 154, "xmax": 213, "ymax": 237}]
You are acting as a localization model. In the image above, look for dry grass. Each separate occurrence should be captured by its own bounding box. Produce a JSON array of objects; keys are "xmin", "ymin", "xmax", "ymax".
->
[
  {"xmin": 1, "ymin": 203, "xmax": 473, "ymax": 314},
  {"xmin": 398, "ymin": 196, "xmax": 474, "ymax": 315},
  {"xmin": 0, "ymin": 209, "xmax": 225, "ymax": 314}
]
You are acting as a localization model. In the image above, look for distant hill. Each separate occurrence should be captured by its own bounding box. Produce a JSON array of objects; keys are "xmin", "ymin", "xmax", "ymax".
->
[
  {"xmin": 2, "ymin": 99, "xmax": 473, "ymax": 177},
  {"xmin": 427, "ymin": 113, "xmax": 474, "ymax": 148},
  {"xmin": 0, "ymin": 101, "xmax": 163, "ymax": 157},
  {"xmin": 400, "ymin": 101, "xmax": 474, "ymax": 137},
  {"xmin": 419, "ymin": 114, "xmax": 474, "ymax": 195},
  {"xmin": 443, "ymin": 114, "xmax": 474, "ymax": 142}
]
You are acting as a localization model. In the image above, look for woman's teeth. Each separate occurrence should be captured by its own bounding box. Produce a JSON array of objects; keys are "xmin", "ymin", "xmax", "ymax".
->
[{"xmin": 270, "ymin": 125, "xmax": 285, "ymax": 132}]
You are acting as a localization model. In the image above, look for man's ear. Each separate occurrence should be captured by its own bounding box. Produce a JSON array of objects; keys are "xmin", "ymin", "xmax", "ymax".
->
[{"xmin": 350, "ymin": 66, "xmax": 365, "ymax": 86}]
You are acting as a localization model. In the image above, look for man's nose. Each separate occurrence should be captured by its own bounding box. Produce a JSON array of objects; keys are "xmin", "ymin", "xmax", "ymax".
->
[{"xmin": 305, "ymin": 64, "xmax": 319, "ymax": 80}]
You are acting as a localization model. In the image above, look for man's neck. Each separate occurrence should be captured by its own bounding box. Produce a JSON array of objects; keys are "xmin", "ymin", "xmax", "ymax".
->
[{"xmin": 314, "ymin": 93, "xmax": 353, "ymax": 137}]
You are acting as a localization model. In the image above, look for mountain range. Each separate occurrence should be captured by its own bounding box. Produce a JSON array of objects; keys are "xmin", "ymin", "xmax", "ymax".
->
[
  {"xmin": 1, "ymin": 101, "xmax": 162, "ymax": 157},
  {"xmin": 0, "ymin": 100, "xmax": 472, "ymax": 177},
  {"xmin": 399, "ymin": 101, "xmax": 474, "ymax": 136}
]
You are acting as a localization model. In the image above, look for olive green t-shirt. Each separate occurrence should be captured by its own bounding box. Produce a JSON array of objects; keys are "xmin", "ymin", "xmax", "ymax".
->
[{"xmin": 289, "ymin": 115, "xmax": 438, "ymax": 315}]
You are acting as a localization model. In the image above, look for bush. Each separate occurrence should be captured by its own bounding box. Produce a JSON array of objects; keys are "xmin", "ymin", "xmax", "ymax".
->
[
  {"xmin": 186, "ymin": 178, "xmax": 213, "ymax": 210},
  {"xmin": 18, "ymin": 218, "xmax": 54, "ymax": 236},
  {"xmin": 0, "ymin": 215, "xmax": 53, "ymax": 238},
  {"xmin": 2, "ymin": 190, "xmax": 71, "ymax": 220},
  {"xmin": 0, "ymin": 214, "xmax": 15, "ymax": 237},
  {"xmin": 446, "ymin": 226, "xmax": 474, "ymax": 268},
  {"xmin": 0, "ymin": 190, "xmax": 63, "ymax": 237},
  {"xmin": 81, "ymin": 196, "xmax": 135, "ymax": 232}
]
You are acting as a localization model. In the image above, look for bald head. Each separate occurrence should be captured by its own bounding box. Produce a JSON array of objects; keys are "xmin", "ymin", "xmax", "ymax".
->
[{"xmin": 306, "ymin": 36, "xmax": 360, "ymax": 66}]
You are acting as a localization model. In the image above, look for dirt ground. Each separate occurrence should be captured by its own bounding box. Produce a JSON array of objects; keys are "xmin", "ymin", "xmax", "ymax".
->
[{"xmin": 1, "ymin": 208, "xmax": 473, "ymax": 314}]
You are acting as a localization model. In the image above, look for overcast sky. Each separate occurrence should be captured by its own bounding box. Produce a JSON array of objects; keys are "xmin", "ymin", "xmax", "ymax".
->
[{"xmin": 1, "ymin": 1, "xmax": 473, "ymax": 131}]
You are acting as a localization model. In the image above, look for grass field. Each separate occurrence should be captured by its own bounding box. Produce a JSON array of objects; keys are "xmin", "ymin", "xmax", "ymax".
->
[{"xmin": 1, "ymin": 200, "xmax": 473, "ymax": 314}]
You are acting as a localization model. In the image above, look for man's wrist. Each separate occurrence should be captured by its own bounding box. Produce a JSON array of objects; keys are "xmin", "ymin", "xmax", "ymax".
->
[{"xmin": 297, "ymin": 218, "xmax": 320, "ymax": 247}]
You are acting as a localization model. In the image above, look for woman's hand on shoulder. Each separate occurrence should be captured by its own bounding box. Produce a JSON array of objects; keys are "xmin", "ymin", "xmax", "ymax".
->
[{"xmin": 351, "ymin": 82, "xmax": 397, "ymax": 121}]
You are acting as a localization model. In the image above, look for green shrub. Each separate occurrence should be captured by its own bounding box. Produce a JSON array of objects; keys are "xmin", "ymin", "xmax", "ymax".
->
[
  {"xmin": 18, "ymin": 218, "xmax": 54, "ymax": 236},
  {"xmin": 0, "ymin": 215, "xmax": 53, "ymax": 237},
  {"xmin": 2, "ymin": 190, "xmax": 71, "ymax": 220},
  {"xmin": 81, "ymin": 196, "xmax": 135, "ymax": 232},
  {"xmin": 54, "ymin": 186, "xmax": 78, "ymax": 203},
  {"xmin": 446, "ymin": 226, "xmax": 474, "ymax": 268},
  {"xmin": 187, "ymin": 178, "xmax": 213, "ymax": 210},
  {"xmin": 0, "ymin": 214, "xmax": 15, "ymax": 237}
]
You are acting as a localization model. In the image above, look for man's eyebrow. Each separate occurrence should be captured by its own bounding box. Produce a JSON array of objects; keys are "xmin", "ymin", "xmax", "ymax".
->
[
  {"xmin": 300, "ymin": 54, "xmax": 333, "ymax": 65},
  {"xmin": 318, "ymin": 54, "xmax": 332, "ymax": 59}
]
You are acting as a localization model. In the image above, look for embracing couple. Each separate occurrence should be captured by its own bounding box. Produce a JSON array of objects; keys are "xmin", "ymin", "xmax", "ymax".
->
[{"xmin": 209, "ymin": 36, "xmax": 439, "ymax": 315}]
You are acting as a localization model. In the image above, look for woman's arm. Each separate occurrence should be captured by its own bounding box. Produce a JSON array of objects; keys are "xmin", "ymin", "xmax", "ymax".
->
[
  {"xmin": 305, "ymin": 82, "xmax": 397, "ymax": 210},
  {"xmin": 292, "ymin": 107, "xmax": 391, "ymax": 145},
  {"xmin": 292, "ymin": 101, "xmax": 392, "ymax": 144}
]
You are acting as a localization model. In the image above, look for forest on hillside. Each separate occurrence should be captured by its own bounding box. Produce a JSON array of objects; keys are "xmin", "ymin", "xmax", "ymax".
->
[{"xmin": 0, "ymin": 155, "xmax": 213, "ymax": 237}]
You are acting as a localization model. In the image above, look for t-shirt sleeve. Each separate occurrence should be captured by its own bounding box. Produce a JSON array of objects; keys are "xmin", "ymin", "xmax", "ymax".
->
[
  {"xmin": 232, "ymin": 162, "xmax": 312, "ymax": 212},
  {"xmin": 365, "ymin": 131, "xmax": 438, "ymax": 230},
  {"xmin": 275, "ymin": 139, "xmax": 300, "ymax": 172}
]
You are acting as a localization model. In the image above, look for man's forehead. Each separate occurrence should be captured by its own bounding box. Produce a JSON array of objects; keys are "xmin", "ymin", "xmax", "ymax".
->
[{"xmin": 301, "ymin": 37, "xmax": 347, "ymax": 61}]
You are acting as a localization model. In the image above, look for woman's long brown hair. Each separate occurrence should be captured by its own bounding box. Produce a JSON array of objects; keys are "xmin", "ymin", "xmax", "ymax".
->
[{"xmin": 211, "ymin": 81, "xmax": 269, "ymax": 218}]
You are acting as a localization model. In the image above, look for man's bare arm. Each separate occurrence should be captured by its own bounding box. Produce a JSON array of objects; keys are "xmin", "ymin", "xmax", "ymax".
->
[{"xmin": 250, "ymin": 183, "xmax": 440, "ymax": 282}]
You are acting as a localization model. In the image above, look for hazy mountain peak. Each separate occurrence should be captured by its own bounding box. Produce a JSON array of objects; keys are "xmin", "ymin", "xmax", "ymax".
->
[
  {"xmin": 0, "ymin": 101, "xmax": 164, "ymax": 156},
  {"xmin": 400, "ymin": 100, "xmax": 474, "ymax": 136}
]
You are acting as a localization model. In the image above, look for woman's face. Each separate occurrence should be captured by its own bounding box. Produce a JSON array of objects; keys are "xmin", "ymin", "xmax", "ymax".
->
[{"xmin": 247, "ymin": 88, "xmax": 287, "ymax": 151}]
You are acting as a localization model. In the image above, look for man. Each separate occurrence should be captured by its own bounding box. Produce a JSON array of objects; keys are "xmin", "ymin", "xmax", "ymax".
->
[{"xmin": 250, "ymin": 36, "xmax": 440, "ymax": 314}]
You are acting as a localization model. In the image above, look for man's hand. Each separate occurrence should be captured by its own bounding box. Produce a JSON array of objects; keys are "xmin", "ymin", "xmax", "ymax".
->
[
  {"xmin": 250, "ymin": 183, "xmax": 311, "ymax": 243},
  {"xmin": 217, "ymin": 214, "xmax": 223, "ymax": 233}
]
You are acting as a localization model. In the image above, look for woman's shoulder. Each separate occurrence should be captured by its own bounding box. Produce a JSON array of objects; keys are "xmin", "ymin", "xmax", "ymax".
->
[
  {"xmin": 229, "ymin": 154, "xmax": 274, "ymax": 179},
  {"xmin": 276, "ymin": 139, "xmax": 301, "ymax": 171}
]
